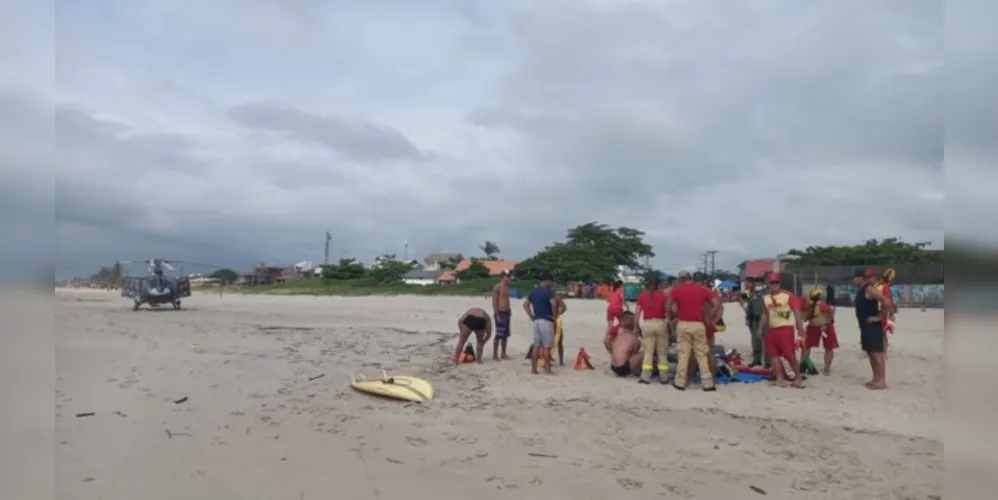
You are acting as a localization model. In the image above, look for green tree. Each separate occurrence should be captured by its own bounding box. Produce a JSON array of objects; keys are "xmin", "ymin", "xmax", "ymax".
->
[
  {"xmin": 565, "ymin": 223, "xmax": 654, "ymax": 269},
  {"xmin": 368, "ymin": 254, "xmax": 416, "ymax": 284},
  {"xmin": 516, "ymin": 243, "xmax": 618, "ymax": 283},
  {"xmin": 209, "ymin": 268, "xmax": 239, "ymax": 284},
  {"xmin": 784, "ymin": 238, "xmax": 942, "ymax": 267},
  {"xmin": 516, "ymin": 222, "xmax": 655, "ymax": 282},
  {"xmin": 322, "ymin": 258, "xmax": 367, "ymax": 281},
  {"xmin": 88, "ymin": 263, "xmax": 123, "ymax": 287},
  {"xmin": 456, "ymin": 258, "xmax": 491, "ymax": 280},
  {"xmin": 480, "ymin": 241, "xmax": 501, "ymax": 260},
  {"xmin": 440, "ymin": 254, "xmax": 464, "ymax": 270}
]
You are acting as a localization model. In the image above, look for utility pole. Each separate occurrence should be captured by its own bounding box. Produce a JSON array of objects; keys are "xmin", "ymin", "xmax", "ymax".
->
[
  {"xmin": 706, "ymin": 250, "xmax": 718, "ymax": 278},
  {"xmin": 324, "ymin": 230, "xmax": 331, "ymax": 266},
  {"xmin": 701, "ymin": 253, "xmax": 709, "ymax": 275},
  {"xmin": 404, "ymin": 240, "xmax": 409, "ymax": 262}
]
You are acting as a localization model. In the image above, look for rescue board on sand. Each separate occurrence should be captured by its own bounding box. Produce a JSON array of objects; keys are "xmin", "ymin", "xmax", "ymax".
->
[{"xmin": 351, "ymin": 370, "xmax": 434, "ymax": 403}]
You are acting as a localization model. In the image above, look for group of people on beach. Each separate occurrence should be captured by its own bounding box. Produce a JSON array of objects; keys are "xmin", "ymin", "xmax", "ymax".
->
[{"xmin": 453, "ymin": 266, "xmax": 897, "ymax": 390}]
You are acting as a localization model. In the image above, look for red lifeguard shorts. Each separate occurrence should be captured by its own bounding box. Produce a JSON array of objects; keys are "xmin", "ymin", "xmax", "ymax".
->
[
  {"xmin": 805, "ymin": 324, "xmax": 839, "ymax": 349},
  {"xmin": 606, "ymin": 307, "xmax": 624, "ymax": 322},
  {"xmin": 766, "ymin": 326, "xmax": 798, "ymax": 364}
]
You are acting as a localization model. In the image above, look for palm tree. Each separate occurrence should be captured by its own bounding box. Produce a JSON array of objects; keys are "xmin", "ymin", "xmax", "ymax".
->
[{"xmin": 480, "ymin": 241, "xmax": 501, "ymax": 260}]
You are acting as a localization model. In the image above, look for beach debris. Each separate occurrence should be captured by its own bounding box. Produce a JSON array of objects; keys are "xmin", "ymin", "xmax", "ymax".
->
[
  {"xmin": 173, "ymin": 397, "xmax": 188, "ymax": 405},
  {"xmin": 112, "ymin": 411, "xmax": 127, "ymax": 417},
  {"xmin": 749, "ymin": 485, "xmax": 767, "ymax": 495},
  {"xmin": 165, "ymin": 429, "xmax": 193, "ymax": 439},
  {"xmin": 75, "ymin": 412, "xmax": 95, "ymax": 418},
  {"xmin": 527, "ymin": 452, "xmax": 558, "ymax": 459},
  {"xmin": 308, "ymin": 373, "xmax": 325, "ymax": 382}
]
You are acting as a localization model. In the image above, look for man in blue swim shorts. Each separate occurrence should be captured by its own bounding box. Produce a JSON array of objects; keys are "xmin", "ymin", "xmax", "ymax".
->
[{"xmin": 492, "ymin": 270, "xmax": 512, "ymax": 360}]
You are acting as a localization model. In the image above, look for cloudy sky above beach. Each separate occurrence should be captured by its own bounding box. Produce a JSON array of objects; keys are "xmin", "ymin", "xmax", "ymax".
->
[{"xmin": 3, "ymin": 1, "xmax": 960, "ymax": 279}]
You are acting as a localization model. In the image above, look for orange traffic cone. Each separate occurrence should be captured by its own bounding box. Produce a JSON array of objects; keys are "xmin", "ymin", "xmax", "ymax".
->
[{"xmin": 574, "ymin": 348, "xmax": 595, "ymax": 370}]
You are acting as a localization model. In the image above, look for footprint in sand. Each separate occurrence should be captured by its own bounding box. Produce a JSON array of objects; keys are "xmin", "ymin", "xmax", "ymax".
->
[
  {"xmin": 405, "ymin": 436, "xmax": 428, "ymax": 447},
  {"xmin": 617, "ymin": 478, "xmax": 643, "ymax": 490}
]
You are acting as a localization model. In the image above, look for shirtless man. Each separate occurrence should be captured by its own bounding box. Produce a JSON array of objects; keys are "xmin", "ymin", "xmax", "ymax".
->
[
  {"xmin": 454, "ymin": 308, "xmax": 492, "ymax": 365},
  {"xmin": 609, "ymin": 311, "xmax": 644, "ymax": 378},
  {"xmin": 492, "ymin": 270, "xmax": 512, "ymax": 360}
]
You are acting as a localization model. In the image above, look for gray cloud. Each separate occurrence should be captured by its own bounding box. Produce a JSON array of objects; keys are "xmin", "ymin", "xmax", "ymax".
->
[
  {"xmin": 56, "ymin": 105, "xmax": 208, "ymax": 175},
  {"xmin": 474, "ymin": 1, "xmax": 943, "ymax": 199},
  {"xmin": 0, "ymin": 1, "xmax": 969, "ymax": 280},
  {"xmin": 228, "ymin": 102, "xmax": 427, "ymax": 162}
]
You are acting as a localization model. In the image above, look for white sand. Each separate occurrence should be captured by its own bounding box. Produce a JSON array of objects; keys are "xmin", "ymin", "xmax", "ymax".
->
[{"xmin": 54, "ymin": 289, "xmax": 943, "ymax": 500}]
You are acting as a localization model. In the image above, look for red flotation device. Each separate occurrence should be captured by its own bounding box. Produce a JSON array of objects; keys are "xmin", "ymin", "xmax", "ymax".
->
[{"xmin": 736, "ymin": 365, "xmax": 772, "ymax": 376}]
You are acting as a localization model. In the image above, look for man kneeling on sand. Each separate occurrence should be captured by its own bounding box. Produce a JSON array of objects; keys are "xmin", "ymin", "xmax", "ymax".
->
[{"xmin": 609, "ymin": 311, "xmax": 644, "ymax": 377}]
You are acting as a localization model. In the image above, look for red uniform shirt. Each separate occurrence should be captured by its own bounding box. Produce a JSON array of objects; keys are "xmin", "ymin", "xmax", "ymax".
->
[
  {"xmin": 669, "ymin": 282, "xmax": 714, "ymax": 322},
  {"xmin": 636, "ymin": 290, "xmax": 668, "ymax": 320},
  {"xmin": 607, "ymin": 288, "xmax": 624, "ymax": 310}
]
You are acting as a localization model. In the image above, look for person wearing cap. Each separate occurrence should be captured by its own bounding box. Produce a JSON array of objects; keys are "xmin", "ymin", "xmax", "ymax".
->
[
  {"xmin": 854, "ymin": 268, "xmax": 892, "ymax": 389},
  {"xmin": 523, "ymin": 274, "xmax": 558, "ymax": 375},
  {"xmin": 803, "ymin": 286, "xmax": 838, "ymax": 375},
  {"xmin": 492, "ymin": 270, "xmax": 513, "ymax": 361},
  {"xmin": 666, "ymin": 270, "xmax": 720, "ymax": 391},
  {"xmin": 758, "ymin": 272, "xmax": 806, "ymax": 388},
  {"xmin": 739, "ymin": 277, "xmax": 768, "ymax": 367}
]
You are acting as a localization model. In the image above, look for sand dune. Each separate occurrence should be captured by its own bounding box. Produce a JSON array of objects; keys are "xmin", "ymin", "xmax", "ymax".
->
[{"xmin": 54, "ymin": 289, "xmax": 942, "ymax": 499}]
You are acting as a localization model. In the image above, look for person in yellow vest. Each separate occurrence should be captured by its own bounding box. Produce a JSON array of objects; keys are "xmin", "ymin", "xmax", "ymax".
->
[
  {"xmin": 802, "ymin": 287, "xmax": 839, "ymax": 375},
  {"xmin": 758, "ymin": 273, "xmax": 806, "ymax": 388}
]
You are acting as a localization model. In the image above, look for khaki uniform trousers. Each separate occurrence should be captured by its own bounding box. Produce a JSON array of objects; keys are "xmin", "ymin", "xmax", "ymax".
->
[
  {"xmin": 673, "ymin": 321, "xmax": 715, "ymax": 389},
  {"xmin": 639, "ymin": 319, "xmax": 670, "ymax": 380}
]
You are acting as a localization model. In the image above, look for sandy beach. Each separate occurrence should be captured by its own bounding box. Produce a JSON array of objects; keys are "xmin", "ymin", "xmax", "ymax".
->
[{"xmin": 54, "ymin": 289, "xmax": 943, "ymax": 500}]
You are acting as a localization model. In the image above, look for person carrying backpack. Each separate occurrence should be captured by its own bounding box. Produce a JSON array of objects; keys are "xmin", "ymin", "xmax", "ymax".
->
[{"xmin": 739, "ymin": 276, "xmax": 768, "ymax": 367}]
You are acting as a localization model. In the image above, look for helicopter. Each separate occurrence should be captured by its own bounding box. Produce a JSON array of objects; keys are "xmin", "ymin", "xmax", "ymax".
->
[{"xmin": 119, "ymin": 258, "xmax": 195, "ymax": 311}]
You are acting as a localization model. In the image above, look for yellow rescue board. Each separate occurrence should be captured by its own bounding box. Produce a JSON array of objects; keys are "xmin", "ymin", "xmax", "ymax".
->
[{"xmin": 351, "ymin": 371, "xmax": 434, "ymax": 403}]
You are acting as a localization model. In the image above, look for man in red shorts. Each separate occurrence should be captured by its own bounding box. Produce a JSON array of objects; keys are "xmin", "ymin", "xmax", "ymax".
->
[{"xmin": 758, "ymin": 273, "xmax": 806, "ymax": 388}]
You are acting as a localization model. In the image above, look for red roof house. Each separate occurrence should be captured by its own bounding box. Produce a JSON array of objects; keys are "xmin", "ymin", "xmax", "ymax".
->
[{"xmin": 738, "ymin": 259, "xmax": 786, "ymax": 280}]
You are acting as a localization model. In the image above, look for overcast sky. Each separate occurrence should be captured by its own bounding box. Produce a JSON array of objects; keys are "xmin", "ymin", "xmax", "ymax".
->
[{"xmin": 2, "ymin": 1, "xmax": 956, "ymax": 280}]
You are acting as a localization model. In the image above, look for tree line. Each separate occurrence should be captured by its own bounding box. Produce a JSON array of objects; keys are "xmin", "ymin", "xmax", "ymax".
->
[{"xmin": 78, "ymin": 227, "xmax": 941, "ymax": 287}]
